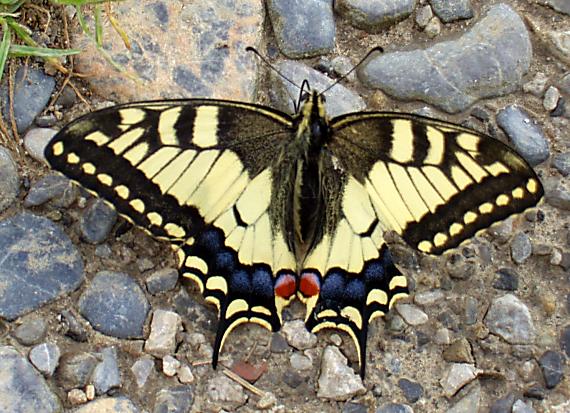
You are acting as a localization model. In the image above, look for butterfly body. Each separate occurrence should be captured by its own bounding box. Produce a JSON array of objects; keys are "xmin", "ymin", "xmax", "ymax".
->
[{"xmin": 45, "ymin": 89, "xmax": 543, "ymax": 377}]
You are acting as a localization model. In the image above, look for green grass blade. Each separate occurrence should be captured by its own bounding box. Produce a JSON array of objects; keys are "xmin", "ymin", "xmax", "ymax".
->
[
  {"xmin": 8, "ymin": 44, "xmax": 81, "ymax": 57},
  {"xmin": 0, "ymin": 20, "xmax": 11, "ymax": 83}
]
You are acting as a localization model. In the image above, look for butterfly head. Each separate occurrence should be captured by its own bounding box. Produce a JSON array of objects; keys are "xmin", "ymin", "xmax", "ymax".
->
[{"xmin": 296, "ymin": 90, "xmax": 330, "ymax": 151}]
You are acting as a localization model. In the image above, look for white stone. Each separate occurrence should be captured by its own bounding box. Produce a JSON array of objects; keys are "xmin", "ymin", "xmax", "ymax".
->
[
  {"xmin": 396, "ymin": 303, "xmax": 429, "ymax": 326},
  {"xmin": 144, "ymin": 309, "xmax": 181, "ymax": 357},
  {"xmin": 440, "ymin": 363, "xmax": 479, "ymax": 397},
  {"xmin": 317, "ymin": 346, "xmax": 365, "ymax": 401}
]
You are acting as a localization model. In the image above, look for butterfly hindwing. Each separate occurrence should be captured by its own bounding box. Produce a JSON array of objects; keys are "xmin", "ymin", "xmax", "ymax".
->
[
  {"xmin": 45, "ymin": 100, "xmax": 300, "ymax": 365},
  {"xmin": 300, "ymin": 108, "xmax": 543, "ymax": 376}
]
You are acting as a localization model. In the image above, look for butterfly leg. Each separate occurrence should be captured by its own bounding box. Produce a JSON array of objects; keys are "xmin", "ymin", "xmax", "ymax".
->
[
  {"xmin": 300, "ymin": 245, "xmax": 408, "ymax": 377},
  {"xmin": 176, "ymin": 226, "xmax": 296, "ymax": 368}
]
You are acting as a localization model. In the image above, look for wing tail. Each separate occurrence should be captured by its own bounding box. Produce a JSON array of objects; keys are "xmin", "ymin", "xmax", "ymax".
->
[{"xmin": 302, "ymin": 246, "xmax": 408, "ymax": 377}]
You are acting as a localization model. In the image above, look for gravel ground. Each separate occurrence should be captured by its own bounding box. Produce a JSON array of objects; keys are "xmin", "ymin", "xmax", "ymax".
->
[{"xmin": 0, "ymin": 1, "xmax": 568, "ymax": 412}]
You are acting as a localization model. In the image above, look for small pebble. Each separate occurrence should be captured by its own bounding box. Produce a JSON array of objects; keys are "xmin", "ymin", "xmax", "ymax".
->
[
  {"xmin": 414, "ymin": 289, "xmax": 445, "ymax": 306},
  {"xmin": 434, "ymin": 328, "xmax": 451, "ymax": 345},
  {"xmin": 162, "ymin": 355, "xmax": 181, "ymax": 377},
  {"xmin": 511, "ymin": 232, "xmax": 532, "ymax": 264},
  {"xmin": 523, "ymin": 72, "xmax": 549, "ymax": 96},
  {"xmin": 23, "ymin": 128, "xmax": 56, "ymax": 164},
  {"xmin": 447, "ymin": 385, "xmax": 481, "ymax": 413},
  {"xmin": 512, "ymin": 399, "xmax": 536, "ymax": 413},
  {"xmin": 146, "ymin": 267, "xmax": 178, "ymax": 294},
  {"xmin": 396, "ymin": 303, "xmax": 428, "ymax": 326},
  {"xmin": 317, "ymin": 346, "xmax": 365, "ymax": 401},
  {"xmin": 552, "ymin": 152, "xmax": 570, "ymax": 176},
  {"xmin": 464, "ymin": 296, "xmax": 479, "ymax": 325},
  {"xmin": 493, "ymin": 268, "xmax": 520, "ymax": 290},
  {"xmin": 290, "ymin": 352, "xmax": 312, "ymax": 370},
  {"xmin": 398, "ymin": 378, "xmax": 423, "ymax": 403},
  {"xmin": 484, "ymin": 294, "xmax": 535, "ymax": 344},
  {"xmin": 68, "ymin": 388, "xmax": 88, "ymax": 405},
  {"xmin": 177, "ymin": 364, "xmax": 195, "ymax": 384},
  {"xmin": 538, "ymin": 350, "xmax": 564, "ymax": 389},
  {"xmin": 376, "ymin": 402, "xmax": 413, "ymax": 413},
  {"xmin": 415, "ymin": 5, "xmax": 433, "ymax": 28},
  {"xmin": 92, "ymin": 347, "xmax": 121, "ymax": 395},
  {"xmin": 270, "ymin": 332, "xmax": 291, "ymax": 353},
  {"xmin": 281, "ymin": 320, "xmax": 317, "ymax": 350},
  {"xmin": 29, "ymin": 342, "xmax": 61, "ymax": 376},
  {"xmin": 543, "ymin": 86, "xmax": 560, "ymax": 111},
  {"xmin": 429, "ymin": 0, "xmax": 474, "ymax": 23},
  {"xmin": 144, "ymin": 309, "xmax": 182, "ymax": 357},
  {"xmin": 131, "ymin": 357, "xmax": 154, "ymax": 388},
  {"xmin": 561, "ymin": 325, "xmax": 570, "ymax": 358},
  {"xmin": 0, "ymin": 146, "xmax": 20, "ymax": 212},
  {"xmin": 440, "ymin": 363, "xmax": 478, "ymax": 397},
  {"xmin": 442, "ymin": 338, "xmax": 474, "ymax": 363},
  {"xmin": 13, "ymin": 316, "xmax": 48, "ymax": 346},
  {"xmin": 424, "ymin": 16, "xmax": 441, "ymax": 38}
]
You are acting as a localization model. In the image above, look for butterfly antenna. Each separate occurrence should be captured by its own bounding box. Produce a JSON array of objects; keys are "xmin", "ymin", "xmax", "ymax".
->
[
  {"xmin": 246, "ymin": 46, "xmax": 301, "ymax": 91},
  {"xmin": 319, "ymin": 46, "xmax": 384, "ymax": 96}
]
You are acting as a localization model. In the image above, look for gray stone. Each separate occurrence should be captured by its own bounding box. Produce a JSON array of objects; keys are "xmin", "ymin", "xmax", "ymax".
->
[
  {"xmin": 464, "ymin": 296, "xmax": 478, "ymax": 325},
  {"xmin": 493, "ymin": 268, "xmax": 519, "ymax": 291},
  {"xmin": 2, "ymin": 67, "xmax": 56, "ymax": 132},
  {"xmin": 376, "ymin": 403, "xmax": 414, "ymax": 413},
  {"xmin": 335, "ymin": 0, "xmax": 416, "ymax": 33},
  {"xmin": 414, "ymin": 289, "xmax": 444, "ymax": 306},
  {"xmin": 282, "ymin": 319, "xmax": 318, "ymax": 350},
  {"xmin": 511, "ymin": 232, "xmax": 532, "ymax": 264},
  {"xmin": 398, "ymin": 378, "xmax": 423, "ymax": 403},
  {"xmin": 153, "ymin": 386, "xmax": 193, "ymax": 413},
  {"xmin": 23, "ymin": 127, "xmax": 56, "ymax": 164},
  {"xmin": 24, "ymin": 174, "xmax": 78, "ymax": 208},
  {"xmin": 496, "ymin": 105, "xmax": 550, "ymax": 166},
  {"xmin": 446, "ymin": 384, "xmax": 481, "ymax": 413},
  {"xmin": 538, "ymin": 350, "xmax": 564, "ymax": 389},
  {"xmin": 0, "ymin": 346, "xmax": 62, "ymax": 412},
  {"xmin": 271, "ymin": 60, "xmax": 366, "ymax": 118},
  {"xmin": 317, "ymin": 346, "xmax": 366, "ymax": 401},
  {"xmin": 80, "ymin": 199, "xmax": 118, "ymax": 244},
  {"xmin": 146, "ymin": 267, "xmax": 178, "ymax": 294},
  {"xmin": 71, "ymin": 397, "xmax": 139, "ymax": 413},
  {"xmin": 290, "ymin": 352, "xmax": 313, "ymax": 370},
  {"xmin": 512, "ymin": 400, "xmax": 536, "ymax": 413},
  {"xmin": 546, "ymin": 183, "xmax": 570, "ymax": 211},
  {"xmin": 12, "ymin": 316, "xmax": 48, "ymax": 345},
  {"xmin": 56, "ymin": 351, "xmax": 98, "ymax": 390},
  {"xmin": 161, "ymin": 355, "xmax": 180, "ymax": 377},
  {"xmin": 29, "ymin": 342, "xmax": 60, "ymax": 376},
  {"xmin": 538, "ymin": 0, "xmax": 570, "ymax": 15},
  {"xmin": 267, "ymin": 0, "xmax": 335, "ymax": 58},
  {"xmin": 131, "ymin": 356, "xmax": 154, "ymax": 388},
  {"xmin": 92, "ymin": 347, "xmax": 121, "ymax": 395},
  {"xmin": 0, "ymin": 212, "xmax": 84, "ymax": 320},
  {"xmin": 78, "ymin": 271, "xmax": 149, "ymax": 339},
  {"xmin": 343, "ymin": 402, "xmax": 368, "ymax": 413},
  {"xmin": 204, "ymin": 374, "xmax": 247, "ymax": 411},
  {"xmin": 60, "ymin": 309, "xmax": 88, "ymax": 342},
  {"xmin": 396, "ymin": 303, "xmax": 428, "ymax": 326},
  {"xmin": 144, "ymin": 309, "xmax": 181, "ymax": 357},
  {"xmin": 484, "ymin": 294, "xmax": 535, "ymax": 344},
  {"xmin": 490, "ymin": 393, "xmax": 516, "ymax": 413},
  {"xmin": 440, "ymin": 363, "xmax": 478, "ymax": 397},
  {"xmin": 543, "ymin": 86, "xmax": 561, "ymax": 111},
  {"xmin": 0, "ymin": 146, "xmax": 19, "ymax": 213},
  {"xmin": 523, "ymin": 72, "xmax": 549, "ymax": 96},
  {"xmin": 415, "ymin": 5, "xmax": 433, "ymax": 28},
  {"xmin": 552, "ymin": 152, "xmax": 570, "ymax": 176},
  {"xmin": 424, "ymin": 16, "xmax": 441, "ymax": 38},
  {"xmin": 547, "ymin": 30, "xmax": 570, "ymax": 62},
  {"xmin": 429, "ymin": 0, "xmax": 473, "ymax": 23},
  {"xmin": 270, "ymin": 332, "xmax": 291, "ymax": 353},
  {"xmin": 359, "ymin": 4, "xmax": 532, "ymax": 113}
]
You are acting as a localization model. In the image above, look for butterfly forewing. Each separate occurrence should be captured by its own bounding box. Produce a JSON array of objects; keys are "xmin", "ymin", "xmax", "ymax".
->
[
  {"xmin": 45, "ymin": 100, "xmax": 300, "ymax": 366},
  {"xmin": 328, "ymin": 112, "xmax": 544, "ymax": 254}
]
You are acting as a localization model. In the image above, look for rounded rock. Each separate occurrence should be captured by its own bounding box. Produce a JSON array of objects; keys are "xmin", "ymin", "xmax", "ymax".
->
[
  {"xmin": 23, "ymin": 128, "xmax": 56, "ymax": 164},
  {"xmin": 78, "ymin": 271, "xmax": 149, "ymax": 339},
  {"xmin": 484, "ymin": 294, "xmax": 535, "ymax": 344},
  {"xmin": 0, "ymin": 146, "xmax": 20, "ymax": 212}
]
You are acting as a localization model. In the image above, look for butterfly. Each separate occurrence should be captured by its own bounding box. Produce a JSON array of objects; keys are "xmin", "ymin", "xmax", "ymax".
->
[{"xmin": 45, "ymin": 87, "xmax": 543, "ymax": 377}]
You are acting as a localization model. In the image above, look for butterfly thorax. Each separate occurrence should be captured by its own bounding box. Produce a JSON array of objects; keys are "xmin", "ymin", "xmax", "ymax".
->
[{"xmin": 291, "ymin": 91, "xmax": 331, "ymax": 259}]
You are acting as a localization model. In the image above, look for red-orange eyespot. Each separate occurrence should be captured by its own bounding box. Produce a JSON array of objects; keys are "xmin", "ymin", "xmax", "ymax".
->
[
  {"xmin": 299, "ymin": 271, "xmax": 321, "ymax": 297},
  {"xmin": 274, "ymin": 272, "xmax": 297, "ymax": 299}
]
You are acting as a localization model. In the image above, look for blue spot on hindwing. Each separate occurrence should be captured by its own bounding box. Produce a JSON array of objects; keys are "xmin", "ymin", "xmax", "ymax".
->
[
  {"xmin": 214, "ymin": 251, "xmax": 235, "ymax": 272},
  {"xmin": 344, "ymin": 278, "xmax": 366, "ymax": 302},
  {"xmin": 230, "ymin": 270, "xmax": 250, "ymax": 294},
  {"xmin": 321, "ymin": 271, "xmax": 345, "ymax": 301},
  {"xmin": 252, "ymin": 267, "xmax": 273, "ymax": 299}
]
